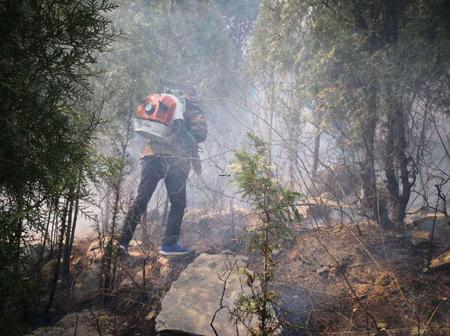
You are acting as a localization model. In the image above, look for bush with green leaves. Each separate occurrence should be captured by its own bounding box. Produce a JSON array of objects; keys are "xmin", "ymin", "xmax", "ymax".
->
[{"xmin": 232, "ymin": 133, "xmax": 301, "ymax": 335}]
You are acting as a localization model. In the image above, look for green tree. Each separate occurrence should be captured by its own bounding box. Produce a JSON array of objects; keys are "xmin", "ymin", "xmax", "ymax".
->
[
  {"xmin": 232, "ymin": 134, "xmax": 299, "ymax": 335},
  {"xmin": 0, "ymin": 0, "xmax": 116, "ymax": 333},
  {"xmin": 246, "ymin": 0, "xmax": 450, "ymax": 228}
]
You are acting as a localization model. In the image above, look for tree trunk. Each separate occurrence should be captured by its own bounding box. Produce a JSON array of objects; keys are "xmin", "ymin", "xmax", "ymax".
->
[
  {"xmin": 103, "ymin": 183, "xmax": 121, "ymax": 292},
  {"xmin": 62, "ymin": 198, "xmax": 74, "ymax": 277},
  {"xmin": 311, "ymin": 111, "xmax": 322, "ymax": 188},
  {"xmin": 44, "ymin": 198, "xmax": 69, "ymax": 315},
  {"xmin": 360, "ymin": 88, "xmax": 391, "ymax": 228},
  {"xmin": 383, "ymin": 92, "xmax": 412, "ymax": 227},
  {"xmin": 397, "ymin": 108, "xmax": 412, "ymax": 224},
  {"xmin": 62, "ymin": 171, "xmax": 82, "ymax": 276},
  {"xmin": 360, "ymin": 85, "xmax": 377, "ymax": 213}
]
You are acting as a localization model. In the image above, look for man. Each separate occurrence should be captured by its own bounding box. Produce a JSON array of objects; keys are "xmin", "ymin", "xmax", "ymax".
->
[{"xmin": 119, "ymin": 90, "xmax": 207, "ymax": 256}]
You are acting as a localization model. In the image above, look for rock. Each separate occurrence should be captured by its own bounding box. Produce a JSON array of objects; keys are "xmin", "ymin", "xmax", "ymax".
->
[
  {"xmin": 410, "ymin": 231, "xmax": 431, "ymax": 247},
  {"xmin": 157, "ymin": 256, "xmax": 174, "ymax": 278},
  {"xmin": 430, "ymin": 250, "xmax": 450, "ymax": 270},
  {"xmin": 377, "ymin": 321, "xmax": 388, "ymax": 331},
  {"xmin": 320, "ymin": 192, "xmax": 336, "ymax": 201},
  {"xmin": 127, "ymin": 239, "xmax": 145, "ymax": 255},
  {"xmin": 380, "ymin": 275, "xmax": 391, "ymax": 287},
  {"xmin": 316, "ymin": 266, "xmax": 330, "ymax": 278},
  {"xmin": 354, "ymin": 283, "xmax": 371, "ymax": 298},
  {"xmin": 40, "ymin": 259, "xmax": 58, "ymax": 283},
  {"xmin": 155, "ymin": 253, "xmax": 271, "ymax": 336},
  {"xmin": 71, "ymin": 265, "xmax": 101, "ymax": 302}
]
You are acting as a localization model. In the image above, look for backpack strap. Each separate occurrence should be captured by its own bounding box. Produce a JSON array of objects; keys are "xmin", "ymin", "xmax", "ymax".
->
[{"xmin": 184, "ymin": 101, "xmax": 208, "ymax": 143}]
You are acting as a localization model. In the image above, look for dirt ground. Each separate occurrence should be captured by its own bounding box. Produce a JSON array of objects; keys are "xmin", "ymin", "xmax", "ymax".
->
[
  {"xmin": 30, "ymin": 210, "xmax": 450, "ymax": 336},
  {"xmin": 276, "ymin": 221, "xmax": 450, "ymax": 335}
]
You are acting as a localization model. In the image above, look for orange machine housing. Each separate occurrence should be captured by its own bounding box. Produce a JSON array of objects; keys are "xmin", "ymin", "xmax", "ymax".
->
[{"xmin": 136, "ymin": 94, "xmax": 177, "ymax": 126}]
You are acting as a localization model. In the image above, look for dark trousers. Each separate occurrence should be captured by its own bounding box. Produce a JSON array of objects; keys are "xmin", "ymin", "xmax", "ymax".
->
[{"xmin": 119, "ymin": 155, "xmax": 187, "ymax": 247}]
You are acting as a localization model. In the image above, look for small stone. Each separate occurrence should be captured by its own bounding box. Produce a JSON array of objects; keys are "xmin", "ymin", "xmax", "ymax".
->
[
  {"xmin": 410, "ymin": 231, "xmax": 431, "ymax": 247},
  {"xmin": 404, "ymin": 218, "xmax": 414, "ymax": 228},
  {"xmin": 320, "ymin": 192, "xmax": 336, "ymax": 201},
  {"xmin": 157, "ymin": 256, "xmax": 170, "ymax": 266},
  {"xmin": 128, "ymin": 239, "xmax": 143, "ymax": 248},
  {"xmin": 377, "ymin": 321, "xmax": 387, "ymax": 329},
  {"xmin": 329, "ymin": 267, "xmax": 337, "ymax": 277},
  {"xmin": 410, "ymin": 326, "xmax": 421, "ymax": 336},
  {"xmin": 380, "ymin": 274, "xmax": 391, "ymax": 287},
  {"xmin": 145, "ymin": 310, "xmax": 158, "ymax": 321},
  {"xmin": 316, "ymin": 266, "xmax": 329, "ymax": 277},
  {"xmin": 354, "ymin": 283, "xmax": 371, "ymax": 298}
]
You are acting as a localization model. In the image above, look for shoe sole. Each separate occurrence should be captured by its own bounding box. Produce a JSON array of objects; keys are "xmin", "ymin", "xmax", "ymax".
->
[{"xmin": 159, "ymin": 250, "xmax": 190, "ymax": 256}]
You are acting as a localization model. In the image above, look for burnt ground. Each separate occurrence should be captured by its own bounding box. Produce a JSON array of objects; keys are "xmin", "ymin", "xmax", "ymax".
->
[
  {"xmin": 29, "ymin": 211, "xmax": 450, "ymax": 336},
  {"xmin": 275, "ymin": 221, "xmax": 450, "ymax": 335},
  {"xmin": 29, "ymin": 208, "xmax": 248, "ymax": 335}
]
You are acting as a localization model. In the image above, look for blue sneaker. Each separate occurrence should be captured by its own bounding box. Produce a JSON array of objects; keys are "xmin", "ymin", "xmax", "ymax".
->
[{"xmin": 159, "ymin": 243, "xmax": 190, "ymax": 256}]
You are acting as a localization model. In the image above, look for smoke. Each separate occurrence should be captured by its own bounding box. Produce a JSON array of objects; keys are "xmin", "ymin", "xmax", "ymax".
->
[{"xmin": 75, "ymin": 0, "xmax": 259, "ymax": 237}]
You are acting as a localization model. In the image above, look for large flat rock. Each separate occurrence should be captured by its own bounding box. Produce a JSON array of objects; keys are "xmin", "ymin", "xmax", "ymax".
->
[{"xmin": 155, "ymin": 253, "xmax": 252, "ymax": 336}]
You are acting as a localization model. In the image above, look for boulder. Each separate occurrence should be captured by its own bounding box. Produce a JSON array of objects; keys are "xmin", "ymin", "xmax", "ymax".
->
[
  {"xmin": 155, "ymin": 253, "xmax": 265, "ymax": 336},
  {"xmin": 71, "ymin": 265, "xmax": 101, "ymax": 302}
]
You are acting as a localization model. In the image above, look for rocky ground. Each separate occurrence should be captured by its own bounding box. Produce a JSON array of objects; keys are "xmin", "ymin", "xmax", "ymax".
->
[{"xmin": 27, "ymin": 207, "xmax": 450, "ymax": 336}]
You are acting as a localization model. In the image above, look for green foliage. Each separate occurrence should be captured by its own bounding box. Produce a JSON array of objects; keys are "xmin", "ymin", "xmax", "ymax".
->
[
  {"xmin": 248, "ymin": 0, "xmax": 450, "ymax": 137},
  {"xmin": 104, "ymin": 0, "xmax": 236, "ymax": 99},
  {"xmin": 232, "ymin": 133, "xmax": 300, "ymax": 335},
  {"xmin": 0, "ymin": 0, "xmax": 116, "ymax": 333},
  {"xmin": 247, "ymin": 0, "xmax": 450, "ymax": 224}
]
